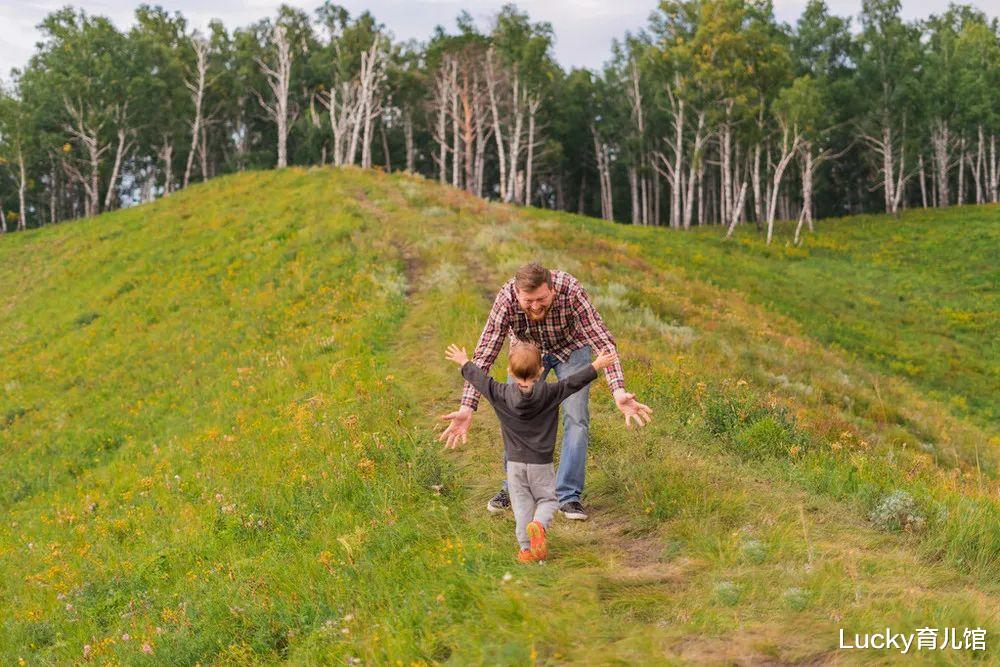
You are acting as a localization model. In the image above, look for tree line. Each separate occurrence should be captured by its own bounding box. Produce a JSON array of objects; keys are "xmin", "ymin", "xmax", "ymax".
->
[{"xmin": 1, "ymin": 0, "xmax": 998, "ymax": 241}]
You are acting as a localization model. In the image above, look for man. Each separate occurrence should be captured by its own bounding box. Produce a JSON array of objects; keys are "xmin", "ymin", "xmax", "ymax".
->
[{"xmin": 439, "ymin": 262, "xmax": 653, "ymax": 520}]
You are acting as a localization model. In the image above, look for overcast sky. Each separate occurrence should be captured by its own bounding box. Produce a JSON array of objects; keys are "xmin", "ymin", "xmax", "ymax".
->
[{"xmin": 0, "ymin": 0, "xmax": 985, "ymax": 80}]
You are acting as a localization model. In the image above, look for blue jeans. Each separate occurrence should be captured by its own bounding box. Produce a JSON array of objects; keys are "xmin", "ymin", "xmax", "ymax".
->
[{"xmin": 501, "ymin": 344, "xmax": 591, "ymax": 505}]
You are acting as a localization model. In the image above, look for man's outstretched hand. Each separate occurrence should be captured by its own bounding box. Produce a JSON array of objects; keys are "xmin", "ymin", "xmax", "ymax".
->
[
  {"xmin": 613, "ymin": 388, "xmax": 653, "ymax": 428},
  {"xmin": 439, "ymin": 405, "xmax": 473, "ymax": 449}
]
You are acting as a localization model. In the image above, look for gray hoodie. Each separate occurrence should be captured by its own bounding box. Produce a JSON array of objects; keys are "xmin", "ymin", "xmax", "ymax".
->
[{"xmin": 460, "ymin": 361, "xmax": 598, "ymax": 464}]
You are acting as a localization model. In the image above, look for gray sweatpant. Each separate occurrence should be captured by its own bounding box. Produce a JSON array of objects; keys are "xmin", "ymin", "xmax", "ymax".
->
[{"xmin": 506, "ymin": 461, "xmax": 558, "ymax": 550}]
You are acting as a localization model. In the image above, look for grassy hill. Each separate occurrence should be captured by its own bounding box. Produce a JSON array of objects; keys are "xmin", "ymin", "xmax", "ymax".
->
[
  {"xmin": 1, "ymin": 167, "xmax": 997, "ymax": 664},
  {"xmin": 538, "ymin": 204, "xmax": 999, "ymax": 429}
]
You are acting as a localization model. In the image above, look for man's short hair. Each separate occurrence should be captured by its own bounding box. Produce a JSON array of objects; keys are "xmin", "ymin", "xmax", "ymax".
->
[
  {"xmin": 509, "ymin": 342, "xmax": 542, "ymax": 380},
  {"xmin": 514, "ymin": 263, "xmax": 553, "ymax": 292}
]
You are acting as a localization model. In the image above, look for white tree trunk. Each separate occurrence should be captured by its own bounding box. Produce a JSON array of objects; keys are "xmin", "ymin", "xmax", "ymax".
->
[
  {"xmin": 957, "ymin": 135, "xmax": 966, "ymax": 206},
  {"xmin": 626, "ymin": 60, "xmax": 647, "ymax": 225},
  {"xmin": 766, "ymin": 125, "xmax": 801, "ymax": 244},
  {"xmin": 893, "ymin": 140, "xmax": 907, "ymax": 213},
  {"xmin": 451, "ymin": 63, "xmax": 460, "ymax": 187},
  {"xmin": 932, "ymin": 118, "xmax": 950, "ymax": 207},
  {"xmin": 883, "ymin": 122, "xmax": 895, "ymax": 212},
  {"xmin": 653, "ymin": 168, "xmax": 660, "ymax": 225},
  {"xmin": 322, "ymin": 81, "xmax": 354, "ymax": 167},
  {"xmin": 919, "ymin": 154, "xmax": 928, "ymax": 208},
  {"xmin": 255, "ymin": 25, "xmax": 293, "ymax": 169},
  {"xmin": 628, "ymin": 167, "xmax": 639, "ymax": 224},
  {"xmin": 199, "ymin": 123, "xmax": 209, "ymax": 180},
  {"xmin": 404, "ymin": 110, "xmax": 415, "ymax": 173},
  {"xmin": 863, "ymin": 115, "xmax": 910, "ymax": 215},
  {"xmin": 485, "ymin": 49, "xmax": 508, "ymax": 200},
  {"xmin": 525, "ymin": 96, "xmax": 539, "ymax": 206},
  {"xmin": 473, "ymin": 83, "xmax": 489, "ymax": 196},
  {"xmin": 505, "ymin": 74, "xmax": 524, "ymax": 203},
  {"xmin": 990, "ymin": 134, "xmax": 1000, "ymax": 204},
  {"xmin": 794, "ymin": 144, "xmax": 814, "ymax": 244},
  {"xmin": 720, "ymin": 121, "xmax": 732, "ymax": 225},
  {"xmin": 17, "ymin": 150, "xmax": 27, "ymax": 230},
  {"xmin": 159, "ymin": 138, "xmax": 174, "ymax": 195},
  {"xmin": 104, "ymin": 124, "xmax": 130, "ymax": 211},
  {"xmin": 48, "ymin": 158, "xmax": 57, "ymax": 224},
  {"xmin": 63, "ymin": 98, "xmax": 106, "ymax": 217},
  {"xmin": 432, "ymin": 60, "xmax": 451, "ymax": 182},
  {"xmin": 973, "ymin": 125, "xmax": 984, "ymax": 204},
  {"xmin": 592, "ymin": 124, "xmax": 613, "ymax": 220},
  {"xmin": 683, "ymin": 112, "xmax": 705, "ymax": 229},
  {"xmin": 184, "ymin": 36, "xmax": 209, "ymax": 187},
  {"xmin": 724, "ymin": 181, "xmax": 748, "ymax": 239},
  {"xmin": 670, "ymin": 91, "xmax": 684, "ymax": 229}
]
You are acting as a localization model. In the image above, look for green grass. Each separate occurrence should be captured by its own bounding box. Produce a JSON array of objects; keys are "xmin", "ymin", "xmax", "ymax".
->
[
  {"xmin": 536, "ymin": 205, "xmax": 1000, "ymax": 429},
  {"xmin": 1, "ymin": 167, "xmax": 997, "ymax": 664}
]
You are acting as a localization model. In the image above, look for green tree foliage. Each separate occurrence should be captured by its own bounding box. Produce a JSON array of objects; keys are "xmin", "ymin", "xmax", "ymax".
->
[{"xmin": 0, "ymin": 0, "xmax": 997, "ymax": 231}]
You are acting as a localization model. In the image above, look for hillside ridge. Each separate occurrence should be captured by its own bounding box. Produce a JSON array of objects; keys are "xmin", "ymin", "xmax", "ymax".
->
[{"xmin": 0, "ymin": 167, "xmax": 996, "ymax": 664}]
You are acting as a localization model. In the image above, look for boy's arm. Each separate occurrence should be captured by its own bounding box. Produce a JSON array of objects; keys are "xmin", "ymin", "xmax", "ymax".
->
[
  {"xmin": 460, "ymin": 288, "xmax": 512, "ymax": 411},
  {"xmin": 461, "ymin": 361, "xmax": 506, "ymax": 409},
  {"xmin": 543, "ymin": 365, "xmax": 599, "ymax": 408}
]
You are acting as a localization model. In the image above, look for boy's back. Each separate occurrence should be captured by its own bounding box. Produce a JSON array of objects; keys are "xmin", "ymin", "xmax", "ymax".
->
[
  {"xmin": 460, "ymin": 362, "xmax": 597, "ymax": 464},
  {"xmin": 445, "ymin": 342, "xmax": 617, "ymax": 562}
]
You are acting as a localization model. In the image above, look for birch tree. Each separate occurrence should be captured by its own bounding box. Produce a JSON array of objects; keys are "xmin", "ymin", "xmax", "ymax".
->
[
  {"xmin": 256, "ymin": 25, "xmax": 294, "ymax": 168},
  {"xmin": 858, "ymin": 0, "xmax": 920, "ymax": 214},
  {"xmin": 0, "ymin": 89, "xmax": 32, "ymax": 229},
  {"xmin": 184, "ymin": 35, "xmax": 211, "ymax": 187}
]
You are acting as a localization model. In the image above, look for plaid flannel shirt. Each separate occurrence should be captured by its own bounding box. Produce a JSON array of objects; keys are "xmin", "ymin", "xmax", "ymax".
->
[{"xmin": 460, "ymin": 270, "xmax": 625, "ymax": 411}]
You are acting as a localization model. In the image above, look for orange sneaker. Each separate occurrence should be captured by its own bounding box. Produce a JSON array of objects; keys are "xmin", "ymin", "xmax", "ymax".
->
[
  {"xmin": 526, "ymin": 520, "xmax": 548, "ymax": 560},
  {"xmin": 517, "ymin": 549, "xmax": 535, "ymax": 563}
]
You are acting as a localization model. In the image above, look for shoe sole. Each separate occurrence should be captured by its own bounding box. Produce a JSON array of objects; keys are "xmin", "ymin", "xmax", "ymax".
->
[
  {"xmin": 526, "ymin": 521, "xmax": 548, "ymax": 560},
  {"xmin": 559, "ymin": 509, "xmax": 588, "ymax": 521},
  {"xmin": 486, "ymin": 501, "xmax": 509, "ymax": 514}
]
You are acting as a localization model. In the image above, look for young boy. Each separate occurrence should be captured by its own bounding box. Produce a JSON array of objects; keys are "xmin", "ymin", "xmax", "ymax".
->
[{"xmin": 445, "ymin": 341, "xmax": 618, "ymax": 562}]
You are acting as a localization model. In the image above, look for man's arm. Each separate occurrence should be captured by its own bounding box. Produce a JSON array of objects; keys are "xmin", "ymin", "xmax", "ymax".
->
[
  {"xmin": 459, "ymin": 287, "xmax": 511, "ymax": 411},
  {"xmin": 569, "ymin": 279, "xmax": 625, "ymax": 393},
  {"xmin": 569, "ymin": 280, "xmax": 653, "ymax": 428}
]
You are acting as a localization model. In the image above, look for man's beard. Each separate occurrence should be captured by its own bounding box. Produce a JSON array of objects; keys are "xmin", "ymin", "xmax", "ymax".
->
[{"xmin": 526, "ymin": 306, "xmax": 548, "ymax": 321}]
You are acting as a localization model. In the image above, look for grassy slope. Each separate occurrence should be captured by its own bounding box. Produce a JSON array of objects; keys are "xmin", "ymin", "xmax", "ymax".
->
[
  {"xmin": 566, "ymin": 205, "xmax": 999, "ymax": 429},
  {"xmin": 0, "ymin": 167, "xmax": 996, "ymax": 664}
]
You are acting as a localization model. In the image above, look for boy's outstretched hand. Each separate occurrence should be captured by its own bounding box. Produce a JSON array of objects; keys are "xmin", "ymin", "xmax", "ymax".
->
[
  {"xmin": 445, "ymin": 344, "xmax": 469, "ymax": 366},
  {"xmin": 591, "ymin": 348, "xmax": 618, "ymax": 371}
]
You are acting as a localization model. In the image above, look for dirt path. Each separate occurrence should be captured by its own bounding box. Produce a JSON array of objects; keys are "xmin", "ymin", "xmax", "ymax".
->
[{"xmin": 369, "ymin": 176, "xmax": 997, "ymax": 665}]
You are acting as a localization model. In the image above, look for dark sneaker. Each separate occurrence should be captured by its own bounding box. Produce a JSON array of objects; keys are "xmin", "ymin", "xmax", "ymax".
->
[
  {"xmin": 487, "ymin": 489, "xmax": 511, "ymax": 514},
  {"xmin": 559, "ymin": 501, "xmax": 588, "ymax": 521}
]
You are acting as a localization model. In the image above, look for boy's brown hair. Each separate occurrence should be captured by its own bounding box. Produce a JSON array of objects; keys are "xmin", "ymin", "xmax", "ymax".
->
[{"xmin": 509, "ymin": 342, "xmax": 542, "ymax": 380}]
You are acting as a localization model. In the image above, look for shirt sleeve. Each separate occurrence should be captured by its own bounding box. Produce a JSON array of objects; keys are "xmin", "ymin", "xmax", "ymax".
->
[
  {"xmin": 461, "ymin": 362, "xmax": 504, "ymax": 410},
  {"xmin": 460, "ymin": 286, "xmax": 511, "ymax": 411},
  {"xmin": 544, "ymin": 365, "xmax": 599, "ymax": 408},
  {"xmin": 570, "ymin": 279, "xmax": 625, "ymax": 393}
]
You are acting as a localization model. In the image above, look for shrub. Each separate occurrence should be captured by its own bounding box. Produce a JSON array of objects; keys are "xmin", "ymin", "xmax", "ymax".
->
[
  {"xmin": 714, "ymin": 581, "xmax": 740, "ymax": 605},
  {"xmin": 740, "ymin": 538, "xmax": 767, "ymax": 564},
  {"xmin": 732, "ymin": 416, "xmax": 791, "ymax": 459},
  {"xmin": 869, "ymin": 490, "xmax": 926, "ymax": 532},
  {"xmin": 74, "ymin": 311, "xmax": 100, "ymax": 327},
  {"xmin": 702, "ymin": 388, "xmax": 767, "ymax": 437},
  {"xmin": 782, "ymin": 587, "xmax": 811, "ymax": 611}
]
